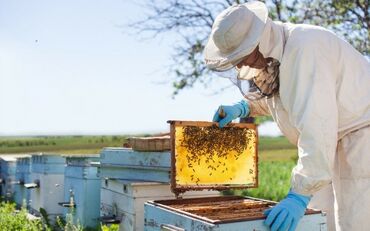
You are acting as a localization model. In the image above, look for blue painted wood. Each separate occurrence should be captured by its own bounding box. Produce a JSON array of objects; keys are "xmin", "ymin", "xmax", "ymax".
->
[
  {"xmin": 28, "ymin": 154, "xmax": 67, "ymax": 220},
  {"xmin": 144, "ymin": 201, "xmax": 327, "ymax": 231},
  {"xmin": 63, "ymin": 156, "xmax": 101, "ymax": 229},
  {"xmin": 0, "ymin": 156, "xmax": 17, "ymax": 199},
  {"xmin": 99, "ymin": 148, "xmax": 171, "ymax": 182},
  {"xmin": 100, "ymin": 148, "xmax": 171, "ymax": 167},
  {"xmin": 14, "ymin": 156, "xmax": 32, "ymax": 207},
  {"xmin": 65, "ymin": 156, "xmax": 99, "ymax": 179},
  {"xmin": 99, "ymin": 166, "xmax": 170, "ymax": 183},
  {"xmin": 31, "ymin": 154, "xmax": 66, "ymax": 174}
]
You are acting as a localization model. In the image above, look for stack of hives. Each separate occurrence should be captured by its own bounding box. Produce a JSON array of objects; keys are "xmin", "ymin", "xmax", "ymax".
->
[
  {"xmin": 60, "ymin": 154, "xmax": 101, "ymax": 229},
  {"xmin": 2, "ymin": 153, "xmax": 101, "ymax": 229},
  {"xmin": 14, "ymin": 155, "xmax": 32, "ymax": 208},
  {"xmin": 27, "ymin": 154, "xmax": 66, "ymax": 221},
  {"xmin": 99, "ymin": 135, "xmax": 219, "ymax": 231},
  {"xmin": 0, "ymin": 155, "xmax": 21, "ymax": 200}
]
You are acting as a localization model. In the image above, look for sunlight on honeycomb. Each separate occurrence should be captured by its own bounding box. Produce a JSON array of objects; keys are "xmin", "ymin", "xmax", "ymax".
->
[{"xmin": 174, "ymin": 125, "xmax": 257, "ymax": 186}]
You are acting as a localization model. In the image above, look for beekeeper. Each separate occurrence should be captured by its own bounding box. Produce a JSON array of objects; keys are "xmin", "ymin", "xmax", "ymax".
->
[{"xmin": 204, "ymin": 1, "xmax": 370, "ymax": 231}]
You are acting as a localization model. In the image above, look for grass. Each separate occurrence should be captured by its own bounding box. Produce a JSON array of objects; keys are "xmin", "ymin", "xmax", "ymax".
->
[
  {"xmin": 258, "ymin": 136, "xmax": 297, "ymax": 162},
  {"xmin": 0, "ymin": 135, "xmax": 297, "ymax": 157},
  {"xmin": 258, "ymin": 136, "xmax": 295, "ymax": 150},
  {"xmin": 0, "ymin": 136, "xmax": 127, "ymax": 154}
]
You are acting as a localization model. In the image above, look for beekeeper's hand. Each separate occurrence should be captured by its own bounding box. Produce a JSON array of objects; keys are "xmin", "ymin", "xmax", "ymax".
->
[
  {"xmin": 212, "ymin": 100, "xmax": 250, "ymax": 128},
  {"xmin": 264, "ymin": 190, "xmax": 311, "ymax": 231}
]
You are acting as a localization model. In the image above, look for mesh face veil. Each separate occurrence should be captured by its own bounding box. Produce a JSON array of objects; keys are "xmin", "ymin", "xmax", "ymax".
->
[
  {"xmin": 217, "ymin": 58, "xmax": 280, "ymax": 100},
  {"xmin": 244, "ymin": 58, "xmax": 280, "ymax": 100}
]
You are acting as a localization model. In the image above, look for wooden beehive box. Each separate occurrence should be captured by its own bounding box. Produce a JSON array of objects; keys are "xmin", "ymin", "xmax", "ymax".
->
[
  {"xmin": 128, "ymin": 136, "xmax": 170, "ymax": 152},
  {"xmin": 145, "ymin": 196, "xmax": 327, "ymax": 231}
]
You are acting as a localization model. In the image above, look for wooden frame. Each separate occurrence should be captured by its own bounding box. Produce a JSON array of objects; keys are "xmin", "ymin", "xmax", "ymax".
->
[{"xmin": 167, "ymin": 120, "xmax": 258, "ymax": 196}]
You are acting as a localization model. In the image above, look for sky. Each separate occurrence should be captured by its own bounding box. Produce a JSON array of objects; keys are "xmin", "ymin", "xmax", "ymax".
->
[{"xmin": 0, "ymin": 0, "xmax": 282, "ymax": 136}]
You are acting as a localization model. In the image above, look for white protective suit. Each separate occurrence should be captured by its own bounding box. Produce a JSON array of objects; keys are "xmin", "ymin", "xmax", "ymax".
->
[{"xmin": 247, "ymin": 18, "xmax": 370, "ymax": 231}]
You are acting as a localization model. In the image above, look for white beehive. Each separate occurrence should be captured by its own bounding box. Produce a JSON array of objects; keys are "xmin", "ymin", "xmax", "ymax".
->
[
  {"xmin": 27, "ymin": 153, "xmax": 66, "ymax": 221},
  {"xmin": 100, "ymin": 179, "xmax": 219, "ymax": 231}
]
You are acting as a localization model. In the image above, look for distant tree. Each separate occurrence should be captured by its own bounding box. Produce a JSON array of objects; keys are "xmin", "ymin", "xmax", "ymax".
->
[
  {"xmin": 287, "ymin": 0, "xmax": 369, "ymax": 55},
  {"xmin": 130, "ymin": 0, "xmax": 369, "ymax": 96}
]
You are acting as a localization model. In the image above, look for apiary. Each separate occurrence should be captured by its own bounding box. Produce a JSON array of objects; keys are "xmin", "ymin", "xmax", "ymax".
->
[
  {"xmin": 28, "ymin": 153, "xmax": 66, "ymax": 221},
  {"xmin": 61, "ymin": 154, "xmax": 100, "ymax": 229},
  {"xmin": 99, "ymin": 147, "xmax": 171, "ymax": 183},
  {"xmin": 144, "ymin": 121, "xmax": 327, "ymax": 231},
  {"xmin": 14, "ymin": 155, "xmax": 32, "ymax": 207}
]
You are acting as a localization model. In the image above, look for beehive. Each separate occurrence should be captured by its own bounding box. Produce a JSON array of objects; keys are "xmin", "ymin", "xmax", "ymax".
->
[
  {"xmin": 28, "ymin": 154, "xmax": 66, "ymax": 221},
  {"xmin": 61, "ymin": 155, "xmax": 100, "ymax": 229},
  {"xmin": 144, "ymin": 121, "xmax": 327, "ymax": 231},
  {"xmin": 0, "ymin": 155, "xmax": 18, "ymax": 200},
  {"xmin": 99, "ymin": 147, "xmax": 171, "ymax": 183},
  {"xmin": 98, "ymin": 147, "xmax": 219, "ymax": 231},
  {"xmin": 100, "ymin": 179, "xmax": 220, "ymax": 231},
  {"xmin": 145, "ymin": 196, "xmax": 327, "ymax": 231},
  {"xmin": 14, "ymin": 155, "xmax": 32, "ymax": 207}
]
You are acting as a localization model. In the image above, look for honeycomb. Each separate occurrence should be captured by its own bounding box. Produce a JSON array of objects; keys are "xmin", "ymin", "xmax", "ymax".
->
[{"xmin": 173, "ymin": 123, "xmax": 257, "ymax": 187}]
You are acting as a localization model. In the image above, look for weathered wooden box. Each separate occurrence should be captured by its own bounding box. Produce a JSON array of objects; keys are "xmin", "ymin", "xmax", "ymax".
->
[{"xmin": 128, "ymin": 136, "xmax": 170, "ymax": 152}]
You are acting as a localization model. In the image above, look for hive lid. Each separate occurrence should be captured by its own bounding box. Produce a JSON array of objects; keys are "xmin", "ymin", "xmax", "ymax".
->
[{"xmin": 168, "ymin": 120, "xmax": 258, "ymax": 196}]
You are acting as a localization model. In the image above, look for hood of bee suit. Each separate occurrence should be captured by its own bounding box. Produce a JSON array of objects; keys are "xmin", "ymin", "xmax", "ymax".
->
[{"xmin": 237, "ymin": 18, "xmax": 286, "ymax": 80}]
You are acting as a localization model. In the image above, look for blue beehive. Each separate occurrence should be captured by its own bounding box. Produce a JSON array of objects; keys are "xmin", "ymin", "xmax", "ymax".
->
[
  {"xmin": 99, "ymin": 148, "xmax": 171, "ymax": 183},
  {"xmin": 61, "ymin": 155, "xmax": 100, "ymax": 229},
  {"xmin": 28, "ymin": 153, "xmax": 66, "ymax": 221},
  {"xmin": 14, "ymin": 155, "xmax": 32, "ymax": 207},
  {"xmin": 0, "ymin": 155, "xmax": 19, "ymax": 200}
]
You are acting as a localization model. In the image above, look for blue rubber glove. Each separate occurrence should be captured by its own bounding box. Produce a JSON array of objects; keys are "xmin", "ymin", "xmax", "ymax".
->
[
  {"xmin": 264, "ymin": 190, "xmax": 311, "ymax": 231},
  {"xmin": 212, "ymin": 101, "xmax": 250, "ymax": 128}
]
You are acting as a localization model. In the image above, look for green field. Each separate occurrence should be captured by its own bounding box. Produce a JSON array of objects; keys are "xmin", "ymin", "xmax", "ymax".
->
[
  {"xmin": 0, "ymin": 135, "xmax": 295, "ymax": 156},
  {"xmin": 0, "ymin": 135, "xmax": 298, "ymax": 201},
  {"xmin": 0, "ymin": 135, "xmax": 128, "ymax": 154}
]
